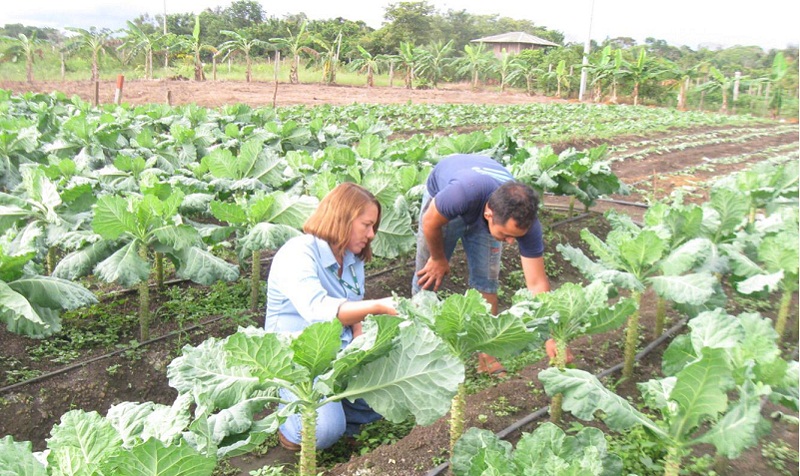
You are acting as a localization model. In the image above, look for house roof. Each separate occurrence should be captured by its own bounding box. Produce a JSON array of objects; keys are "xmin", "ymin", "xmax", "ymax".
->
[{"xmin": 471, "ymin": 31, "xmax": 560, "ymax": 47}]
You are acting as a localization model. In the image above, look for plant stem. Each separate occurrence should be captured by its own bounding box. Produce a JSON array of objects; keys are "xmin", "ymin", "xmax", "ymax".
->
[
  {"xmin": 549, "ymin": 339, "xmax": 568, "ymax": 423},
  {"xmin": 663, "ymin": 445, "xmax": 683, "ymax": 476},
  {"xmin": 775, "ymin": 288, "xmax": 792, "ymax": 341},
  {"xmin": 622, "ymin": 291, "xmax": 642, "ymax": 380},
  {"xmin": 47, "ymin": 247, "xmax": 56, "ymax": 275},
  {"xmin": 251, "ymin": 250, "xmax": 261, "ymax": 312},
  {"xmin": 139, "ymin": 244, "xmax": 150, "ymax": 341},
  {"xmin": 155, "ymin": 251, "xmax": 164, "ymax": 289},
  {"xmin": 300, "ymin": 405, "xmax": 317, "ymax": 476},
  {"xmin": 654, "ymin": 295, "xmax": 667, "ymax": 337},
  {"xmin": 449, "ymin": 383, "xmax": 466, "ymax": 457}
]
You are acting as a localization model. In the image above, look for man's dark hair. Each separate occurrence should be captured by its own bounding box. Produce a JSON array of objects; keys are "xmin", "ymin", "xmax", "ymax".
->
[{"xmin": 487, "ymin": 181, "xmax": 539, "ymax": 229}]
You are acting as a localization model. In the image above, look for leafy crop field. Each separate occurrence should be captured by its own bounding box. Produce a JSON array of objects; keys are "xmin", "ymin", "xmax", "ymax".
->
[{"xmin": 0, "ymin": 81, "xmax": 797, "ymax": 476}]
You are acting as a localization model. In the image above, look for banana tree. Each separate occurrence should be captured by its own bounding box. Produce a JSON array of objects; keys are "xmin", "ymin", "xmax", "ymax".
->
[
  {"xmin": 53, "ymin": 188, "xmax": 239, "ymax": 340},
  {"xmin": 218, "ymin": 30, "xmax": 270, "ymax": 83},
  {"xmin": 558, "ymin": 210, "xmax": 718, "ymax": 380},
  {"xmin": 397, "ymin": 290, "xmax": 538, "ymax": 455},
  {"xmin": 520, "ymin": 280, "xmax": 635, "ymax": 421},
  {"xmin": 269, "ymin": 21, "xmax": 316, "ymax": 84},
  {"xmin": 3, "ymin": 32, "xmax": 44, "ymax": 82},
  {"xmin": 1, "ymin": 226, "xmax": 96, "ymax": 338},
  {"xmin": 64, "ymin": 27, "xmax": 116, "ymax": 82},
  {"xmin": 209, "ymin": 190, "xmax": 316, "ymax": 310}
]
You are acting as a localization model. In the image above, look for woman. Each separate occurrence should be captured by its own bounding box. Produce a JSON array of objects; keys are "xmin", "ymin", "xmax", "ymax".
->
[{"xmin": 265, "ymin": 182, "xmax": 397, "ymax": 451}]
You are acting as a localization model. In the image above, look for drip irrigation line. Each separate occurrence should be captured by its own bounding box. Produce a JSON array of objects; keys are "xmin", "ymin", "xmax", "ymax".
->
[
  {"xmin": 424, "ymin": 317, "xmax": 689, "ymax": 476},
  {"xmin": 0, "ymin": 314, "xmax": 228, "ymax": 395},
  {"xmin": 0, "ymin": 263, "xmax": 410, "ymax": 395}
]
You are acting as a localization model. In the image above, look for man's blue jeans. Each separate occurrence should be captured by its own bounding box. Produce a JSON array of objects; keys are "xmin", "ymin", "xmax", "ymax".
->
[{"xmin": 412, "ymin": 188, "xmax": 502, "ymax": 295}]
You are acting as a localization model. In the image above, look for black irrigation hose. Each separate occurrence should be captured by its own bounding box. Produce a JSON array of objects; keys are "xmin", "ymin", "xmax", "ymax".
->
[
  {"xmin": 424, "ymin": 317, "xmax": 690, "ymax": 476},
  {"xmin": 0, "ymin": 314, "xmax": 228, "ymax": 395}
]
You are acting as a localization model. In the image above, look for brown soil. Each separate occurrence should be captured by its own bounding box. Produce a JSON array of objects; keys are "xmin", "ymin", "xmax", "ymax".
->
[{"xmin": 0, "ymin": 79, "xmax": 797, "ymax": 476}]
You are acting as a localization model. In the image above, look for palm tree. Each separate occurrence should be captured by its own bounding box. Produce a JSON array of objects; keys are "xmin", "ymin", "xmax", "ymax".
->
[
  {"xmin": 64, "ymin": 27, "xmax": 116, "ymax": 82},
  {"xmin": 697, "ymin": 66, "xmax": 739, "ymax": 114},
  {"xmin": 396, "ymin": 41, "xmax": 419, "ymax": 89},
  {"xmin": 415, "ymin": 39, "xmax": 454, "ymax": 89},
  {"xmin": 4, "ymin": 33, "xmax": 44, "ymax": 82},
  {"xmin": 453, "ymin": 42, "xmax": 494, "ymax": 91},
  {"xmin": 270, "ymin": 21, "xmax": 316, "ymax": 84},
  {"xmin": 311, "ymin": 31, "xmax": 343, "ymax": 85},
  {"xmin": 616, "ymin": 48, "xmax": 665, "ymax": 106},
  {"xmin": 170, "ymin": 15, "xmax": 217, "ymax": 81},
  {"xmin": 350, "ymin": 46, "xmax": 381, "ymax": 87},
  {"xmin": 218, "ymin": 30, "xmax": 270, "ymax": 82},
  {"xmin": 118, "ymin": 21, "xmax": 161, "ymax": 79},
  {"xmin": 508, "ymin": 53, "xmax": 544, "ymax": 96}
]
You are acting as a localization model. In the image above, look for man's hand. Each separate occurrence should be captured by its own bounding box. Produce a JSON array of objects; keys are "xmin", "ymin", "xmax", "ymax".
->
[
  {"xmin": 545, "ymin": 338, "xmax": 574, "ymax": 364},
  {"xmin": 415, "ymin": 257, "xmax": 451, "ymax": 291}
]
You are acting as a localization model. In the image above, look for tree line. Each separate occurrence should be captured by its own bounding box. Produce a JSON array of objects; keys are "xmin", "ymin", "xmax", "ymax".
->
[{"xmin": 1, "ymin": 0, "xmax": 797, "ymax": 117}]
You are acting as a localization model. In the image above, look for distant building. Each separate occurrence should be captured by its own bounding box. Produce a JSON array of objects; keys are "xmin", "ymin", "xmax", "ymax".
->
[{"xmin": 472, "ymin": 31, "xmax": 560, "ymax": 58}]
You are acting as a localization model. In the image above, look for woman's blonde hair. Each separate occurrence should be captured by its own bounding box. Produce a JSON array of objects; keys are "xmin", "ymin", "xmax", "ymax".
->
[{"xmin": 303, "ymin": 182, "xmax": 381, "ymax": 262}]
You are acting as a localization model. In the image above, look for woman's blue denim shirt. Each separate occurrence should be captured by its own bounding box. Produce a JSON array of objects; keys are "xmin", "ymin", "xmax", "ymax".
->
[{"xmin": 265, "ymin": 234, "xmax": 364, "ymax": 346}]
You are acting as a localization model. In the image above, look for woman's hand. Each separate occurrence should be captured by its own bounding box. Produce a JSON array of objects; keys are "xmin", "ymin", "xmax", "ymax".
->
[
  {"xmin": 374, "ymin": 296, "xmax": 398, "ymax": 315},
  {"xmin": 545, "ymin": 338, "xmax": 574, "ymax": 364}
]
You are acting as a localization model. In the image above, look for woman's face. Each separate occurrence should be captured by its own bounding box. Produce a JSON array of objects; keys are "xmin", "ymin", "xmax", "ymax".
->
[{"xmin": 347, "ymin": 203, "xmax": 379, "ymax": 255}]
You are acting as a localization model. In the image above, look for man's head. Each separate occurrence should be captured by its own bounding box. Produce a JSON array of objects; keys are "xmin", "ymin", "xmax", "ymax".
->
[{"xmin": 484, "ymin": 181, "xmax": 539, "ymax": 243}]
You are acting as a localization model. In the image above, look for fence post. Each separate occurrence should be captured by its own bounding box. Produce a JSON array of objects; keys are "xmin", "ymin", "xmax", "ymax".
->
[{"xmin": 114, "ymin": 75, "xmax": 125, "ymax": 105}]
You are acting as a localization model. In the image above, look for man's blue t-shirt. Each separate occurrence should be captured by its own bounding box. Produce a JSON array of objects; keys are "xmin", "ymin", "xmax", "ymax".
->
[{"xmin": 426, "ymin": 154, "xmax": 544, "ymax": 258}]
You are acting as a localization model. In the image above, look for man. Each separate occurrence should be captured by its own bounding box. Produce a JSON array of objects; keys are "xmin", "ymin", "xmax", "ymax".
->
[{"xmin": 412, "ymin": 154, "xmax": 551, "ymax": 377}]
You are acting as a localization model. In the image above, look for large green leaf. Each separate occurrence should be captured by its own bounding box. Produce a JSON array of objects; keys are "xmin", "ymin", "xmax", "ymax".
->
[
  {"xmin": 95, "ymin": 241, "xmax": 150, "ymax": 287},
  {"xmin": 105, "ymin": 438, "xmax": 216, "ymax": 476},
  {"xmin": 539, "ymin": 368, "xmax": 667, "ymax": 438},
  {"xmin": 224, "ymin": 328, "xmax": 307, "ymax": 385},
  {"xmin": 341, "ymin": 324, "xmax": 463, "ymax": 426},
  {"xmin": 52, "ymin": 240, "xmax": 117, "ymax": 280},
  {"xmin": 9, "ymin": 275, "xmax": 96, "ymax": 310},
  {"xmin": 291, "ymin": 320, "xmax": 342, "ymax": 377},
  {"xmin": 167, "ymin": 338, "xmax": 260, "ymax": 414},
  {"xmin": 172, "ymin": 246, "xmax": 239, "ymax": 285},
  {"xmin": 371, "ymin": 194, "xmax": 415, "ymax": 259},
  {"xmin": 46, "ymin": 410, "xmax": 123, "ymax": 476},
  {"xmin": 669, "ymin": 348, "xmax": 732, "ymax": 435},
  {"xmin": 648, "ymin": 272, "xmax": 716, "ymax": 305},
  {"xmin": 92, "ymin": 195, "xmax": 137, "ymax": 240},
  {"xmin": 0, "ymin": 436, "xmax": 47, "ymax": 476}
]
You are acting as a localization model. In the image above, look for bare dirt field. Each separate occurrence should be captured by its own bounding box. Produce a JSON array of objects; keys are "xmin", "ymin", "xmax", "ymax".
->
[
  {"xmin": 0, "ymin": 79, "xmax": 797, "ymax": 476},
  {"xmin": 0, "ymin": 78, "xmax": 562, "ymax": 108}
]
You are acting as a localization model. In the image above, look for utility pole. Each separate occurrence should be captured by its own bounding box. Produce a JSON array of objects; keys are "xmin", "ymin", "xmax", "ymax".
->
[{"xmin": 578, "ymin": 0, "xmax": 596, "ymax": 102}]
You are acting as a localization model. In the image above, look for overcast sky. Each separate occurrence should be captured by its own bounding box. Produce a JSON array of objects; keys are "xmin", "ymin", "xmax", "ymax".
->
[{"xmin": 1, "ymin": 0, "xmax": 797, "ymax": 51}]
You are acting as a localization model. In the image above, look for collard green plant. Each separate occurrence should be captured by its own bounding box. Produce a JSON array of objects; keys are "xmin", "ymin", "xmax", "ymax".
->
[
  {"xmin": 209, "ymin": 190, "xmax": 316, "ymax": 310},
  {"xmin": 518, "ymin": 280, "xmax": 635, "ymax": 421},
  {"xmin": 54, "ymin": 188, "xmax": 239, "ymax": 340},
  {"xmin": 721, "ymin": 207, "xmax": 799, "ymax": 340},
  {"xmin": 508, "ymin": 144, "xmax": 629, "ymax": 213},
  {"xmin": 0, "ymin": 227, "xmax": 97, "ymax": 338},
  {"xmin": 190, "ymin": 317, "xmax": 462, "ymax": 476},
  {"xmin": 558, "ymin": 210, "xmax": 718, "ymax": 379},
  {"xmin": 398, "ymin": 290, "xmax": 537, "ymax": 454},
  {"xmin": 451, "ymin": 423, "xmax": 622, "ymax": 476},
  {"xmin": 0, "ymin": 166, "xmax": 93, "ymax": 274}
]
